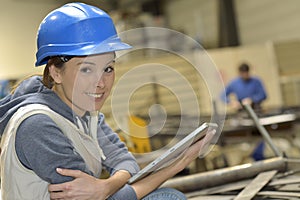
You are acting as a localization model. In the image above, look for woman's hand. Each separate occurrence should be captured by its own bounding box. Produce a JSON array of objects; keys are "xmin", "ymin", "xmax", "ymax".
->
[
  {"xmin": 175, "ymin": 129, "xmax": 216, "ymax": 170},
  {"xmin": 48, "ymin": 168, "xmax": 131, "ymax": 200},
  {"xmin": 131, "ymin": 129, "xmax": 216, "ymax": 199},
  {"xmin": 48, "ymin": 168, "xmax": 109, "ymax": 200}
]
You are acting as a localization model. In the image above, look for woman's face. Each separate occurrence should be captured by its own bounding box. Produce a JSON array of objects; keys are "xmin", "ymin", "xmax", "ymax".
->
[{"xmin": 51, "ymin": 53, "xmax": 115, "ymax": 116}]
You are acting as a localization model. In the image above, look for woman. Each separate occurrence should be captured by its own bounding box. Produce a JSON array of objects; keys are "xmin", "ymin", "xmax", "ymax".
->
[{"xmin": 0, "ymin": 3, "xmax": 214, "ymax": 200}]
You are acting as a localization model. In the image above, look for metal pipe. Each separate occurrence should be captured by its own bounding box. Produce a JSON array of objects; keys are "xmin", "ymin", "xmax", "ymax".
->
[
  {"xmin": 161, "ymin": 157, "xmax": 287, "ymax": 192},
  {"xmin": 243, "ymin": 104, "xmax": 282, "ymax": 157}
]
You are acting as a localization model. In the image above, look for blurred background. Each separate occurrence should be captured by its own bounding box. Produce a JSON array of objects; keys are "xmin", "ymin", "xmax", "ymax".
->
[
  {"xmin": 1, "ymin": 0, "xmax": 300, "ymax": 109},
  {"xmin": 2, "ymin": 0, "xmax": 300, "ymax": 182}
]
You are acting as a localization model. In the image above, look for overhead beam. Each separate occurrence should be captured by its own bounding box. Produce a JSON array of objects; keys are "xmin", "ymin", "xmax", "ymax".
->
[{"xmin": 218, "ymin": 0, "xmax": 240, "ymax": 47}]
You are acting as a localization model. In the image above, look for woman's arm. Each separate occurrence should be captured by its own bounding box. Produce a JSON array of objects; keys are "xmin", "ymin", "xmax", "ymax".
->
[
  {"xmin": 131, "ymin": 130, "xmax": 215, "ymax": 199},
  {"xmin": 97, "ymin": 114, "xmax": 140, "ymax": 175},
  {"xmin": 16, "ymin": 114, "xmax": 94, "ymax": 183},
  {"xmin": 48, "ymin": 130, "xmax": 215, "ymax": 200},
  {"xmin": 48, "ymin": 169, "xmax": 133, "ymax": 200}
]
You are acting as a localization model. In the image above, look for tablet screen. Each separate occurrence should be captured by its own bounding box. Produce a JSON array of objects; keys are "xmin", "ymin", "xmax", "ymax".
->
[{"xmin": 128, "ymin": 122, "xmax": 218, "ymax": 184}]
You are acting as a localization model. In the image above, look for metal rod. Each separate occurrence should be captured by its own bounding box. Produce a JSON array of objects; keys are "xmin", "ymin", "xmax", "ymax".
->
[
  {"xmin": 161, "ymin": 157, "xmax": 286, "ymax": 193},
  {"xmin": 233, "ymin": 170, "xmax": 277, "ymax": 200},
  {"xmin": 243, "ymin": 104, "xmax": 282, "ymax": 157}
]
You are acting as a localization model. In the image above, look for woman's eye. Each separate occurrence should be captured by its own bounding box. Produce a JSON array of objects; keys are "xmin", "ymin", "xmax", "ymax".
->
[
  {"xmin": 104, "ymin": 66, "xmax": 114, "ymax": 73},
  {"xmin": 80, "ymin": 67, "xmax": 92, "ymax": 73}
]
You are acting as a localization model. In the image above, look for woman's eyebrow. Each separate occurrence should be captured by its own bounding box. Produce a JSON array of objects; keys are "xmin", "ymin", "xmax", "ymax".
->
[
  {"xmin": 77, "ymin": 61, "xmax": 96, "ymax": 66},
  {"xmin": 76, "ymin": 58, "xmax": 115, "ymax": 67}
]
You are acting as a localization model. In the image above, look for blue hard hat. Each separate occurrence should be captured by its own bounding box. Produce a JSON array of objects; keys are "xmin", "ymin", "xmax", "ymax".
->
[{"xmin": 35, "ymin": 2, "xmax": 131, "ymax": 66}]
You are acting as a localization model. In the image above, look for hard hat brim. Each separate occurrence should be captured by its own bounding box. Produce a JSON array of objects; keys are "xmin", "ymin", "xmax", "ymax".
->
[{"xmin": 35, "ymin": 37, "xmax": 132, "ymax": 66}]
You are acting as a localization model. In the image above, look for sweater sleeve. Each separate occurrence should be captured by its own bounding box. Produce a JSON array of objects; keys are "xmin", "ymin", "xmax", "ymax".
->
[
  {"xmin": 108, "ymin": 184, "xmax": 138, "ymax": 200},
  {"xmin": 252, "ymin": 78, "xmax": 267, "ymax": 103},
  {"xmin": 16, "ymin": 113, "xmax": 139, "ymax": 198},
  {"xmin": 15, "ymin": 114, "xmax": 93, "ymax": 184},
  {"xmin": 97, "ymin": 114, "xmax": 140, "ymax": 176}
]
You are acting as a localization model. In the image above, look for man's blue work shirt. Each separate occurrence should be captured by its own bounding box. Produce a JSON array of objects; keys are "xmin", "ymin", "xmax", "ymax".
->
[{"xmin": 221, "ymin": 76, "xmax": 267, "ymax": 104}]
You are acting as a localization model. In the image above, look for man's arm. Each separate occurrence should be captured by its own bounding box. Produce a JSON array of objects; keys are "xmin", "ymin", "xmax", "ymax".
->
[{"xmin": 252, "ymin": 78, "xmax": 267, "ymax": 103}]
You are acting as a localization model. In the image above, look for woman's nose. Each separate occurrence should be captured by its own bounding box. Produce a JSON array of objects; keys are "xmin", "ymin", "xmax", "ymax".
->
[{"xmin": 96, "ymin": 76, "xmax": 105, "ymax": 89}]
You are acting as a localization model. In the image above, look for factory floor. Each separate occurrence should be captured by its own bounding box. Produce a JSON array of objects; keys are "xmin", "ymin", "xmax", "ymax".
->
[{"xmin": 182, "ymin": 121, "xmax": 300, "ymax": 200}]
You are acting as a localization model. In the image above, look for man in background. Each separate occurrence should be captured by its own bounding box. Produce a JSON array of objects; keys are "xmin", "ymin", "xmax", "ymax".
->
[{"xmin": 221, "ymin": 63, "xmax": 267, "ymax": 112}]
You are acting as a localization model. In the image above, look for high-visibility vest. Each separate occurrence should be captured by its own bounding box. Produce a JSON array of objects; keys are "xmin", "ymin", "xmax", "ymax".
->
[{"xmin": 0, "ymin": 104, "xmax": 103, "ymax": 200}]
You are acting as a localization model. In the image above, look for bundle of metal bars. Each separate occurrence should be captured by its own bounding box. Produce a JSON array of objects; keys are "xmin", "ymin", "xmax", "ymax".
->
[
  {"xmin": 162, "ymin": 104, "xmax": 300, "ymax": 200},
  {"xmin": 185, "ymin": 165, "xmax": 300, "ymax": 200}
]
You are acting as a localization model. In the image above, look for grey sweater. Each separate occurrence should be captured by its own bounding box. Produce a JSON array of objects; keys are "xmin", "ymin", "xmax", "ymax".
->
[{"xmin": 0, "ymin": 76, "xmax": 139, "ymax": 199}]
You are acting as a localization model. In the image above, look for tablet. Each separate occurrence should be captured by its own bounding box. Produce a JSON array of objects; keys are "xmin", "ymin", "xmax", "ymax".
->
[{"xmin": 128, "ymin": 122, "xmax": 218, "ymax": 184}]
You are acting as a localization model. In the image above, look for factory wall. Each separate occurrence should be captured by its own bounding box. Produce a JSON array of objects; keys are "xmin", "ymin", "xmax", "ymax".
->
[
  {"xmin": 164, "ymin": 0, "xmax": 219, "ymax": 48},
  {"xmin": 235, "ymin": 0, "xmax": 300, "ymax": 45},
  {"xmin": 0, "ymin": 1, "xmax": 62, "ymax": 79},
  {"xmin": 164, "ymin": 0, "xmax": 300, "ymax": 47}
]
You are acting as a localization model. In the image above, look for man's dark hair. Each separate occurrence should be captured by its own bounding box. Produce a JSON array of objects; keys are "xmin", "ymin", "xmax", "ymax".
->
[{"xmin": 238, "ymin": 63, "xmax": 250, "ymax": 72}]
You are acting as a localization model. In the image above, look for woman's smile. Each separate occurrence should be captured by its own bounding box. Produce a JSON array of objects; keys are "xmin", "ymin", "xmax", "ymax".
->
[{"xmin": 86, "ymin": 92, "xmax": 104, "ymax": 98}]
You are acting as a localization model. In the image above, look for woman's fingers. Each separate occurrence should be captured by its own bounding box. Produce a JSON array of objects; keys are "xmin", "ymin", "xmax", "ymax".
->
[
  {"xmin": 55, "ymin": 168, "xmax": 83, "ymax": 178},
  {"xmin": 198, "ymin": 129, "xmax": 216, "ymax": 158},
  {"xmin": 48, "ymin": 168, "xmax": 84, "ymax": 193}
]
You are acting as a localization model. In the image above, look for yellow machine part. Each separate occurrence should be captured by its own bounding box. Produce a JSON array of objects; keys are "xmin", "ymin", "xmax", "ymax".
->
[{"xmin": 127, "ymin": 115, "xmax": 152, "ymax": 153}]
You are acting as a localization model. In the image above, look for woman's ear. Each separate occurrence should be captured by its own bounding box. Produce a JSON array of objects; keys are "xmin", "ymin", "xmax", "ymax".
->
[{"xmin": 49, "ymin": 65, "xmax": 62, "ymax": 84}]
